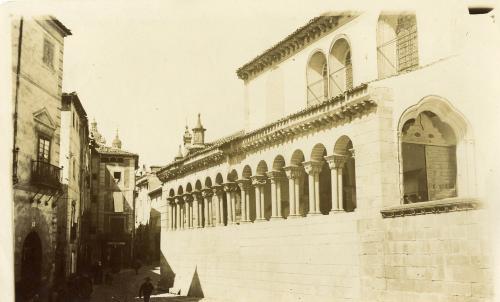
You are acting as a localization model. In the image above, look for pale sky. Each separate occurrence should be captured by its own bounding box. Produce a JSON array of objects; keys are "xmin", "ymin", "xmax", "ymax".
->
[{"xmin": 6, "ymin": 0, "xmax": 347, "ymax": 168}]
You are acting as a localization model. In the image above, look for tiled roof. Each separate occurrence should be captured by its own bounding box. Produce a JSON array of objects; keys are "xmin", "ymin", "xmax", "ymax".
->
[{"xmin": 96, "ymin": 145, "xmax": 138, "ymax": 157}]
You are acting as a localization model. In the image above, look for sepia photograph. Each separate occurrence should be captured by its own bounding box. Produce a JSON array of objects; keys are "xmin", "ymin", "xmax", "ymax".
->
[{"xmin": 2, "ymin": 0, "xmax": 500, "ymax": 301}]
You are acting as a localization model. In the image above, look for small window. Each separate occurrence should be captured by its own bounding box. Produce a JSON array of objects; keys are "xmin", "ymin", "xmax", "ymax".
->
[
  {"xmin": 109, "ymin": 216, "xmax": 125, "ymax": 234},
  {"xmin": 401, "ymin": 111, "xmax": 457, "ymax": 203},
  {"xmin": 113, "ymin": 171, "xmax": 121, "ymax": 181},
  {"xmin": 38, "ymin": 137, "xmax": 51, "ymax": 162},
  {"xmin": 42, "ymin": 38, "xmax": 54, "ymax": 68},
  {"xmin": 92, "ymin": 173, "xmax": 97, "ymax": 180}
]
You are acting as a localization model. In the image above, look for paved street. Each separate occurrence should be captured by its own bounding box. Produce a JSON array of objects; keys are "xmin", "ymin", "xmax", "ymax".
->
[{"xmin": 89, "ymin": 265, "xmax": 204, "ymax": 302}]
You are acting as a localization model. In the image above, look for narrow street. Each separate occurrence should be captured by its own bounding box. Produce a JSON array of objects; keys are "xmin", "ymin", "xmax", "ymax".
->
[{"xmin": 89, "ymin": 265, "xmax": 203, "ymax": 302}]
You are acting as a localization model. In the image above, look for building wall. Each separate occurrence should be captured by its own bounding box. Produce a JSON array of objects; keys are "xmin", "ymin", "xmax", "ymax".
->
[
  {"xmin": 90, "ymin": 153, "xmax": 136, "ymax": 266},
  {"xmin": 159, "ymin": 6, "xmax": 499, "ymax": 302},
  {"xmin": 12, "ymin": 17, "xmax": 68, "ymax": 295},
  {"xmin": 243, "ymin": 6, "xmax": 467, "ymax": 132}
]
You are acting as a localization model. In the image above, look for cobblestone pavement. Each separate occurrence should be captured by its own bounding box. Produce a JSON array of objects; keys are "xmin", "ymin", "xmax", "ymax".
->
[{"xmin": 89, "ymin": 265, "xmax": 204, "ymax": 302}]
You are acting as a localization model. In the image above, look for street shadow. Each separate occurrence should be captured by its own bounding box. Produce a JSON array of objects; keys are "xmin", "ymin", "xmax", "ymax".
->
[
  {"xmin": 158, "ymin": 252, "xmax": 176, "ymax": 291},
  {"xmin": 187, "ymin": 267, "xmax": 204, "ymax": 298}
]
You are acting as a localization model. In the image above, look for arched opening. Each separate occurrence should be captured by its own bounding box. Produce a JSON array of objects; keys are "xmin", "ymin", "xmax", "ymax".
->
[
  {"xmin": 242, "ymin": 165, "xmax": 256, "ymax": 222},
  {"xmin": 195, "ymin": 180, "xmax": 204, "ymax": 227},
  {"xmin": 401, "ymin": 111, "xmax": 458, "ymax": 203},
  {"xmin": 310, "ymin": 144, "xmax": 331, "ymax": 215},
  {"xmin": 377, "ymin": 14, "xmax": 418, "ymax": 78},
  {"xmin": 256, "ymin": 160, "xmax": 271, "ymax": 220},
  {"xmin": 272, "ymin": 155, "xmax": 289, "ymax": 218},
  {"xmin": 334, "ymin": 136, "xmax": 357, "ymax": 212},
  {"xmin": 290, "ymin": 150, "xmax": 308, "ymax": 216},
  {"xmin": 227, "ymin": 169, "xmax": 241, "ymax": 223},
  {"xmin": 214, "ymin": 173, "xmax": 227, "ymax": 225},
  {"xmin": 186, "ymin": 183, "xmax": 192, "ymax": 193},
  {"xmin": 329, "ymin": 38, "xmax": 353, "ymax": 96},
  {"xmin": 21, "ymin": 231, "xmax": 42, "ymax": 298},
  {"xmin": 307, "ymin": 51, "xmax": 328, "ymax": 106}
]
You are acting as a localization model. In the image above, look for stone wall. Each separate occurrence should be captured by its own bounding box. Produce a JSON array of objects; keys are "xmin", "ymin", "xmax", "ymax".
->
[{"xmin": 161, "ymin": 207, "xmax": 492, "ymax": 302}]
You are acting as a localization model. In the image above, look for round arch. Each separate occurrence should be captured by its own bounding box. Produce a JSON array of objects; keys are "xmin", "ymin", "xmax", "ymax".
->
[
  {"xmin": 306, "ymin": 50, "xmax": 328, "ymax": 105},
  {"xmin": 290, "ymin": 149, "xmax": 305, "ymax": 166}
]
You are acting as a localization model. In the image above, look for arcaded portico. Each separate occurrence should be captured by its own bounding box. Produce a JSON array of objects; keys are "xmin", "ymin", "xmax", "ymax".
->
[{"xmin": 155, "ymin": 7, "xmax": 497, "ymax": 302}]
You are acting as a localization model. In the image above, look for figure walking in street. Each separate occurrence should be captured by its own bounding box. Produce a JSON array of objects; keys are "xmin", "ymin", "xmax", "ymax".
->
[{"xmin": 138, "ymin": 277, "xmax": 154, "ymax": 302}]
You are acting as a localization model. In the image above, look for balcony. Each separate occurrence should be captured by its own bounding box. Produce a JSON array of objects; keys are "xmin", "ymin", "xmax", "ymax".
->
[{"xmin": 31, "ymin": 160, "xmax": 62, "ymax": 189}]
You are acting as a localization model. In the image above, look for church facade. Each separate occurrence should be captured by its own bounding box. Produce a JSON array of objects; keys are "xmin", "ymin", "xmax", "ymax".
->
[{"xmin": 157, "ymin": 6, "xmax": 498, "ymax": 302}]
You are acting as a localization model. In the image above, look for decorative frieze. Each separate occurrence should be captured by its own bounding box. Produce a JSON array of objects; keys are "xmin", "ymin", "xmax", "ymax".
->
[
  {"xmin": 380, "ymin": 198, "xmax": 480, "ymax": 218},
  {"xmin": 236, "ymin": 15, "xmax": 357, "ymax": 81},
  {"xmin": 250, "ymin": 175, "xmax": 267, "ymax": 186}
]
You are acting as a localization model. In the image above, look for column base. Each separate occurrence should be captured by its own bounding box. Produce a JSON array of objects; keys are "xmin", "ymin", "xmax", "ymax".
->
[
  {"xmin": 255, "ymin": 218, "xmax": 267, "ymax": 222},
  {"xmin": 307, "ymin": 212, "xmax": 322, "ymax": 217},
  {"xmin": 287, "ymin": 214, "xmax": 302, "ymax": 219},
  {"xmin": 240, "ymin": 220, "xmax": 252, "ymax": 224},
  {"xmin": 270, "ymin": 216, "xmax": 283, "ymax": 220},
  {"xmin": 330, "ymin": 209, "xmax": 344, "ymax": 214}
]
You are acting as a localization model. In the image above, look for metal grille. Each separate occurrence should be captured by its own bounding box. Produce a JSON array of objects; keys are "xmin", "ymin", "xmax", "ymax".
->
[{"xmin": 396, "ymin": 15, "xmax": 418, "ymax": 73}]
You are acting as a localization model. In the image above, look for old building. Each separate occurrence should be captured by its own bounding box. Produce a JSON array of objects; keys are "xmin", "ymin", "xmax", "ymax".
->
[
  {"xmin": 57, "ymin": 92, "xmax": 91, "ymax": 279},
  {"xmin": 89, "ymin": 122, "xmax": 138, "ymax": 271},
  {"xmin": 11, "ymin": 16, "xmax": 72, "ymax": 301},
  {"xmin": 157, "ymin": 6, "xmax": 498, "ymax": 302},
  {"xmin": 134, "ymin": 165, "xmax": 163, "ymax": 264}
]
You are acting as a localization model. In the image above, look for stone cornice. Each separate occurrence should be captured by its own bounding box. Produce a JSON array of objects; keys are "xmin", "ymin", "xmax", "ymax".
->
[
  {"xmin": 380, "ymin": 198, "xmax": 480, "ymax": 218},
  {"xmin": 236, "ymin": 14, "xmax": 358, "ymax": 81},
  {"xmin": 157, "ymin": 84, "xmax": 377, "ymax": 184}
]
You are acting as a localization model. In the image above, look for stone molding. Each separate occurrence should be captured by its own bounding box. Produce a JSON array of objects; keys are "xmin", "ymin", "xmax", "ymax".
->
[
  {"xmin": 266, "ymin": 171, "xmax": 286, "ymax": 183},
  {"xmin": 380, "ymin": 198, "xmax": 480, "ymax": 218},
  {"xmin": 222, "ymin": 182, "xmax": 239, "ymax": 192},
  {"xmin": 212, "ymin": 185, "xmax": 224, "ymax": 196},
  {"xmin": 157, "ymin": 84, "xmax": 376, "ymax": 184},
  {"xmin": 324, "ymin": 154, "xmax": 347, "ymax": 169},
  {"xmin": 236, "ymin": 179, "xmax": 251, "ymax": 191},
  {"xmin": 182, "ymin": 193, "xmax": 193, "ymax": 203},
  {"xmin": 201, "ymin": 188, "xmax": 213, "ymax": 198},
  {"xmin": 283, "ymin": 166, "xmax": 303, "ymax": 179},
  {"xmin": 192, "ymin": 190, "xmax": 203, "ymax": 201},
  {"xmin": 236, "ymin": 15, "xmax": 357, "ymax": 81},
  {"xmin": 303, "ymin": 161, "xmax": 323, "ymax": 175},
  {"xmin": 250, "ymin": 175, "xmax": 267, "ymax": 186},
  {"xmin": 174, "ymin": 195, "xmax": 184, "ymax": 204}
]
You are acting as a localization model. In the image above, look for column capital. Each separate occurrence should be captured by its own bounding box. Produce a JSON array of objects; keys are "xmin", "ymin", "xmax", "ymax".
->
[
  {"xmin": 192, "ymin": 190, "xmax": 203, "ymax": 200},
  {"xmin": 250, "ymin": 175, "xmax": 267, "ymax": 186},
  {"xmin": 201, "ymin": 188, "xmax": 213, "ymax": 198},
  {"xmin": 236, "ymin": 179, "xmax": 251, "ymax": 191},
  {"xmin": 283, "ymin": 165, "xmax": 303, "ymax": 179},
  {"xmin": 212, "ymin": 185, "xmax": 224, "ymax": 196},
  {"xmin": 302, "ymin": 161, "xmax": 323, "ymax": 175},
  {"xmin": 167, "ymin": 197, "xmax": 176, "ymax": 205},
  {"xmin": 182, "ymin": 193, "xmax": 193, "ymax": 203},
  {"xmin": 222, "ymin": 182, "xmax": 239, "ymax": 192},
  {"xmin": 324, "ymin": 154, "xmax": 347, "ymax": 169},
  {"xmin": 266, "ymin": 171, "xmax": 286, "ymax": 183},
  {"xmin": 174, "ymin": 195, "xmax": 184, "ymax": 204}
]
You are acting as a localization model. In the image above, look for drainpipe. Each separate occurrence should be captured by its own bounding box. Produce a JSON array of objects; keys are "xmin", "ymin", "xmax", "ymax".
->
[{"xmin": 13, "ymin": 17, "xmax": 23, "ymax": 183}]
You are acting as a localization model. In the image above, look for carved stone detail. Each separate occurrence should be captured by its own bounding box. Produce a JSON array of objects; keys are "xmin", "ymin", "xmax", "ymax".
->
[
  {"xmin": 324, "ymin": 154, "xmax": 347, "ymax": 169},
  {"xmin": 236, "ymin": 179, "xmax": 251, "ymax": 191},
  {"xmin": 283, "ymin": 165, "xmax": 303, "ymax": 179},
  {"xmin": 266, "ymin": 171, "xmax": 285, "ymax": 183},
  {"xmin": 250, "ymin": 175, "xmax": 267, "ymax": 186},
  {"xmin": 201, "ymin": 189, "xmax": 213, "ymax": 198},
  {"xmin": 222, "ymin": 182, "xmax": 239, "ymax": 192},
  {"xmin": 302, "ymin": 161, "xmax": 323, "ymax": 175}
]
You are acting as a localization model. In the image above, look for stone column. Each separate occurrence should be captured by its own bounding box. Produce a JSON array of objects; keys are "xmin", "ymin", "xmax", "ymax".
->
[
  {"xmin": 193, "ymin": 190, "xmax": 202, "ymax": 228},
  {"xmin": 325, "ymin": 154, "xmax": 347, "ymax": 213},
  {"xmin": 303, "ymin": 161, "xmax": 323, "ymax": 216},
  {"xmin": 266, "ymin": 171, "xmax": 285, "ymax": 220},
  {"xmin": 236, "ymin": 179, "xmax": 251, "ymax": 223},
  {"xmin": 212, "ymin": 185, "xmax": 224, "ymax": 226},
  {"xmin": 251, "ymin": 175, "xmax": 267, "ymax": 221},
  {"xmin": 284, "ymin": 166, "xmax": 303, "ymax": 218},
  {"xmin": 167, "ymin": 198, "xmax": 173, "ymax": 230},
  {"xmin": 202, "ymin": 189, "xmax": 213, "ymax": 227},
  {"xmin": 223, "ymin": 183, "xmax": 238, "ymax": 224},
  {"xmin": 183, "ymin": 193, "xmax": 193, "ymax": 229},
  {"xmin": 175, "ymin": 195, "xmax": 182, "ymax": 230}
]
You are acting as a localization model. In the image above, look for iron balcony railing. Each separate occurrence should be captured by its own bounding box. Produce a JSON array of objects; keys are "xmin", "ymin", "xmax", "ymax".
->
[{"xmin": 31, "ymin": 160, "xmax": 62, "ymax": 189}]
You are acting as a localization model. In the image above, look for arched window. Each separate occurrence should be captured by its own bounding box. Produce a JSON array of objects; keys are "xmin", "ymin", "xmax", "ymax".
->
[
  {"xmin": 307, "ymin": 51, "xmax": 328, "ymax": 106},
  {"xmin": 401, "ymin": 111, "xmax": 457, "ymax": 203},
  {"xmin": 329, "ymin": 38, "xmax": 353, "ymax": 96},
  {"xmin": 377, "ymin": 14, "xmax": 418, "ymax": 78}
]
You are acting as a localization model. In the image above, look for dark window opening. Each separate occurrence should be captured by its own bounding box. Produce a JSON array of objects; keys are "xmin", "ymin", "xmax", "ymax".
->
[{"xmin": 37, "ymin": 137, "xmax": 51, "ymax": 162}]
